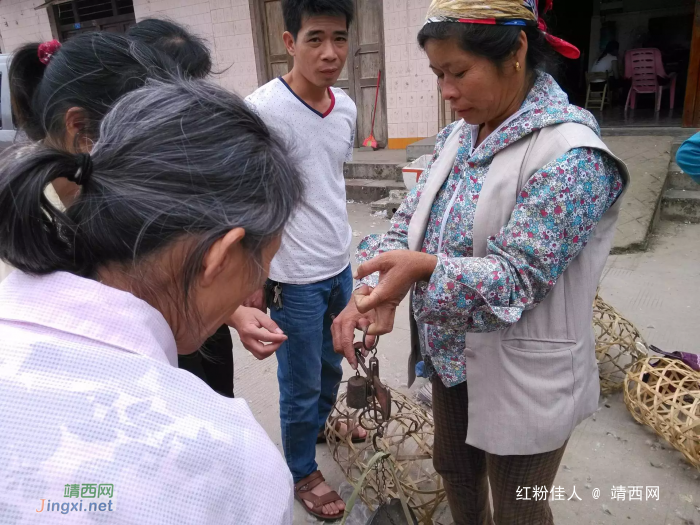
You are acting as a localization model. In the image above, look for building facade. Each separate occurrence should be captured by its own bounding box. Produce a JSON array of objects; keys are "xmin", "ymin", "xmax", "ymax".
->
[
  {"xmin": 2, "ymin": 0, "xmax": 698, "ymax": 149},
  {"xmin": 0, "ymin": 0, "xmax": 439, "ymax": 149}
]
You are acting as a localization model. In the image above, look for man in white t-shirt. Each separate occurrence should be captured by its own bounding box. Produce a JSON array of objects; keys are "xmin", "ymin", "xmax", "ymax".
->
[{"xmin": 239, "ymin": 0, "xmax": 362, "ymax": 520}]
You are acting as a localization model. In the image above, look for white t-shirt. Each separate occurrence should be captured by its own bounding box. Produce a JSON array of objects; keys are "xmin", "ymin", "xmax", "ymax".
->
[
  {"xmin": 0, "ymin": 271, "xmax": 294, "ymax": 524},
  {"xmin": 591, "ymin": 54, "xmax": 617, "ymax": 81},
  {"xmin": 246, "ymin": 78, "xmax": 356, "ymax": 284}
]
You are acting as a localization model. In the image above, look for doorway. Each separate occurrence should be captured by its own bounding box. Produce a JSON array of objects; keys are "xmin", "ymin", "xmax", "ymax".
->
[
  {"xmin": 250, "ymin": 0, "xmax": 388, "ymax": 147},
  {"xmin": 551, "ymin": 0, "xmax": 695, "ymax": 128}
]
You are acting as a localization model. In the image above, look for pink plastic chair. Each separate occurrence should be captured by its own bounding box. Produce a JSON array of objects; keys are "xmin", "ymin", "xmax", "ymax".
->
[{"xmin": 624, "ymin": 48, "xmax": 677, "ymax": 112}]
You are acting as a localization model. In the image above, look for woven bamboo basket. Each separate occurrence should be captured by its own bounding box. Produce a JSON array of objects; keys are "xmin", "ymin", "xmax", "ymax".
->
[
  {"xmin": 593, "ymin": 294, "xmax": 648, "ymax": 393},
  {"xmin": 623, "ymin": 357, "xmax": 700, "ymax": 470},
  {"xmin": 326, "ymin": 385, "xmax": 447, "ymax": 524}
]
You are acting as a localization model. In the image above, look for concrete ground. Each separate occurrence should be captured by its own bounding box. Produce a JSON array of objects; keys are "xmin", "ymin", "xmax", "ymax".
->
[{"xmin": 231, "ymin": 206, "xmax": 700, "ymax": 525}]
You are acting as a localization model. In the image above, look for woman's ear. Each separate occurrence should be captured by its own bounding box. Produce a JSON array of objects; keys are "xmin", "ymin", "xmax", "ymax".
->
[
  {"xmin": 517, "ymin": 30, "xmax": 529, "ymax": 69},
  {"xmin": 200, "ymin": 228, "xmax": 247, "ymax": 288},
  {"xmin": 63, "ymin": 107, "xmax": 91, "ymax": 153}
]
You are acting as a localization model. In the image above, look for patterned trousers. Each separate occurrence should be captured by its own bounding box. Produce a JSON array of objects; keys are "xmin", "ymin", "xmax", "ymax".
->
[{"xmin": 432, "ymin": 377, "xmax": 567, "ymax": 525}]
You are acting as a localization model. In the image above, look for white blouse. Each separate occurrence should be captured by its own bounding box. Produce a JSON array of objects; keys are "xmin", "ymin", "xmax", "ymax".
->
[{"xmin": 0, "ymin": 271, "xmax": 293, "ymax": 524}]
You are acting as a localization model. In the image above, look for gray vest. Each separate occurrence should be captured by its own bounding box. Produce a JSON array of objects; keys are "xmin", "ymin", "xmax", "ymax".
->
[{"xmin": 408, "ymin": 122, "xmax": 630, "ymax": 455}]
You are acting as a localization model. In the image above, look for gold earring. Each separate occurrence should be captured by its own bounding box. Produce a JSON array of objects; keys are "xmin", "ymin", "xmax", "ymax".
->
[{"xmin": 515, "ymin": 61, "xmax": 521, "ymax": 71}]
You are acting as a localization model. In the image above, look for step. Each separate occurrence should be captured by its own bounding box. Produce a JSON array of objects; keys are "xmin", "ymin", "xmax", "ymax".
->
[
  {"xmin": 343, "ymin": 160, "xmax": 404, "ymax": 182},
  {"xmin": 667, "ymin": 162, "xmax": 700, "ymax": 191},
  {"xmin": 406, "ymin": 136, "xmax": 436, "ymax": 162},
  {"xmin": 345, "ymin": 179, "xmax": 406, "ymax": 204},
  {"xmin": 671, "ymin": 137, "xmax": 685, "ymax": 159},
  {"xmin": 407, "ymin": 130, "xmax": 698, "ymax": 162},
  {"xmin": 369, "ymin": 190, "xmax": 408, "ymax": 218},
  {"xmin": 600, "ymin": 127, "xmax": 697, "ymax": 138},
  {"xmin": 406, "ymin": 129, "xmax": 698, "ymax": 161},
  {"xmin": 660, "ymin": 189, "xmax": 700, "ymax": 223}
]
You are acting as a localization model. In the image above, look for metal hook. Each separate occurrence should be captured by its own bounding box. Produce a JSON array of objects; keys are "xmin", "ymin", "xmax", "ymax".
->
[
  {"xmin": 362, "ymin": 326, "xmax": 379, "ymax": 352},
  {"xmin": 372, "ymin": 425, "xmax": 384, "ymax": 451}
]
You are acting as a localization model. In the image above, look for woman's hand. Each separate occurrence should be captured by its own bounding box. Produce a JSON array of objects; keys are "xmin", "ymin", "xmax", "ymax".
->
[
  {"xmin": 353, "ymin": 251, "xmax": 438, "ymax": 335},
  {"xmin": 242, "ymin": 288, "xmax": 266, "ymax": 311},
  {"xmin": 331, "ymin": 287, "xmax": 377, "ymax": 370},
  {"xmin": 228, "ymin": 306, "xmax": 287, "ymax": 360}
]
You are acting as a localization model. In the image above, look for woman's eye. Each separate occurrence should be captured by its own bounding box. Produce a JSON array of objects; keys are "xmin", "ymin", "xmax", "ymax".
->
[{"xmin": 455, "ymin": 71, "xmax": 466, "ymax": 79}]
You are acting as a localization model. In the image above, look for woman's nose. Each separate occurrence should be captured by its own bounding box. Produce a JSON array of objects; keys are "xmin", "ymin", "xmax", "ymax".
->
[{"xmin": 440, "ymin": 80, "xmax": 458, "ymax": 101}]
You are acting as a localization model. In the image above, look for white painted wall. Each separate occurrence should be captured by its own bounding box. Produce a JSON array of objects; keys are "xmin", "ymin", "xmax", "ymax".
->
[
  {"xmin": 0, "ymin": 0, "xmax": 259, "ymax": 99},
  {"xmin": 0, "ymin": 0, "xmax": 438, "ymax": 142},
  {"xmin": 0, "ymin": 0, "xmax": 53, "ymax": 54},
  {"xmin": 133, "ymin": 0, "xmax": 259, "ymax": 96}
]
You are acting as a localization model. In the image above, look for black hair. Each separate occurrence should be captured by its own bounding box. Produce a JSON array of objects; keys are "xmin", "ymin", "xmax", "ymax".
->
[
  {"xmin": 9, "ymin": 32, "xmax": 178, "ymax": 143},
  {"xmin": 418, "ymin": 23, "xmax": 558, "ymax": 78},
  {"xmin": 127, "ymin": 18, "xmax": 212, "ymax": 79},
  {"xmin": 282, "ymin": 0, "xmax": 354, "ymax": 40},
  {"xmin": 597, "ymin": 40, "xmax": 619, "ymax": 63},
  {"xmin": 0, "ymin": 80, "xmax": 303, "ymax": 301}
]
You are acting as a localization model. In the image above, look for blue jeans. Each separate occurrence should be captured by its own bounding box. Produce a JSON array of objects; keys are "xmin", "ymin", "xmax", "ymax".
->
[{"xmin": 270, "ymin": 265, "xmax": 352, "ymax": 483}]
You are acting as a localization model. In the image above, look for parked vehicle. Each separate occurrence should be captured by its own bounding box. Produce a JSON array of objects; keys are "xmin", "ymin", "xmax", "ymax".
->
[{"xmin": 0, "ymin": 54, "xmax": 16, "ymax": 151}]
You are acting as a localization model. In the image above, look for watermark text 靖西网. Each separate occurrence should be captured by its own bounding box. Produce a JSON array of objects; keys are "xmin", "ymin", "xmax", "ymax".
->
[
  {"xmin": 35, "ymin": 483, "xmax": 115, "ymax": 515},
  {"xmin": 516, "ymin": 486, "xmax": 660, "ymax": 502}
]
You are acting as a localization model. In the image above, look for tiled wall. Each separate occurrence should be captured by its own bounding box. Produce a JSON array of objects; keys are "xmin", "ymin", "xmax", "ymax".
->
[
  {"xmin": 0, "ymin": 0, "xmax": 53, "ymax": 54},
  {"xmin": 383, "ymin": 0, "xmax": 438, "ymax": 146},
  {"xmin": 133, "ymin": 0, "xmax": 259, "ymax": 96},
  {"xmin": 0, "ymin": 0, "xmax": 259, "ymax": 98},
  {"xmin": 0, "ymin": 0, "xmax": 439, "ymax": 145}
]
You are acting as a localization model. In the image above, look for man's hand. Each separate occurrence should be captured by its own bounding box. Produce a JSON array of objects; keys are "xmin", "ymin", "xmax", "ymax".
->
[
  {"xmin": 331, "ymin": 288, "xmax": 376, "ymax": 370},
  {"xmin": 228, "ymin": 306, "xmax": 286, "ymax": 360},
  {"xmin": 243, "ymin": 288, "xmax": 266, "ymax": 311},
  {"xmin": 354, "ymin": 251, "xmax": 437, "ymax": 335}
]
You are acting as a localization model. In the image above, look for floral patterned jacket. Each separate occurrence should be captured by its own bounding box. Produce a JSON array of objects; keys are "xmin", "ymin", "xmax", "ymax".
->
[{"xmin": 357, "ymin": 73, "xmax": 624, "ymax": 387}]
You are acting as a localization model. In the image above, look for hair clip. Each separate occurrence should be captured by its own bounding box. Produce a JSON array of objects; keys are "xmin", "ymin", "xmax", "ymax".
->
[{"xmin": 38, "ymin": 40, "xmax": 62, "ymax": 66}]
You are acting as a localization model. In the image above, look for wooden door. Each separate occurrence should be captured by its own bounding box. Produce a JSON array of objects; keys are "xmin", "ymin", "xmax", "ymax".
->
[
  {"xmin": 250, "ymin": 0, "xmax": 387, "ymax": 147},
  {"xmin": 334, "ymin": 55, "xmax": 354, "ymax": 100},
  {"xmin": 349, "ymin": 0, "xmax": 387, "ymax": 148},
  {"xmin": 683, "ymin": 0, "xmax": 700, "ymax": 127},
  {"xmin": 257, "ymin": 0, "xmax": 294, "ymax": 80}
]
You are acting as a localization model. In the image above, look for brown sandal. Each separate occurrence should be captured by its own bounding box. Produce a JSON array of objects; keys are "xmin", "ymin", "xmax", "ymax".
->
[
  {"xmin": 317, "ymin": 428, "xmax": 367, "ymax": 444},
  {"xmin": 294, "ymin": 470, "xmax": 344, "ymax": 521}
]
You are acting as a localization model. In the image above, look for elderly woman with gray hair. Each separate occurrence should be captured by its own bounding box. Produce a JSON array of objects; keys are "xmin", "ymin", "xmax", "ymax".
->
[
  {"xmin": 333, "ymin": 0, "xmax": 629, "ymax": 523},
  {"xmin": 0, "ymin": 80, "xmax": 301, "ymax": 523}
]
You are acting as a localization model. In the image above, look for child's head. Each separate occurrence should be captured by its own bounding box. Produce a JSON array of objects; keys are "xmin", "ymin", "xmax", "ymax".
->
[
  {"xmin": 282, "ymin": 0, "xmax": 354, "ymax": 88},
  {"xmin": 0, "ymin": 80, "xmax": 303, "ymax": 320},
  {"xmin": 127, "ymin": 19, "xmax": 212, "ymax": 79},
  {"xmin": 10, "ymin": 32, "xmax": 177, "ymax": 148}
]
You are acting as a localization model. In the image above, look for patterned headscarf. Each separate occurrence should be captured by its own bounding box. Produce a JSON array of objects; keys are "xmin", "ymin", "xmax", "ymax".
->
[{"xmin": 424, "ymin": 0, "xmax": 579, "ymax": 59}]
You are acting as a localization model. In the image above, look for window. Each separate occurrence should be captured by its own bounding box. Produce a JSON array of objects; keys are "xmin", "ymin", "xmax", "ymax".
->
[{"xmin": 53, "ymin": 0, "xmax": 135, "ymax": 41}]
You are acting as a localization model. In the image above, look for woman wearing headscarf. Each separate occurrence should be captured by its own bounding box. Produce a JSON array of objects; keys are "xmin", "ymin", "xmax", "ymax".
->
[{"xmin": 333, "ymin": 1, "xmax": 628, "ymax": 523}]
